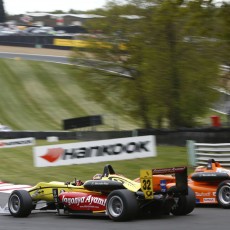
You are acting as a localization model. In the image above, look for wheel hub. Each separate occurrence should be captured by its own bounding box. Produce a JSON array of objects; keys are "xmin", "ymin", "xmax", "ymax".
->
[
  {"xmin": 9, "ymin": 194, "xmax": 20, "ymax": 213},
  {"xmin": 219, "ymin": 185, "xmax": 230, "ymax": 204},
  {"xmin": 108, "ymin": 196, "xmax": 124, "ymax": 217}
]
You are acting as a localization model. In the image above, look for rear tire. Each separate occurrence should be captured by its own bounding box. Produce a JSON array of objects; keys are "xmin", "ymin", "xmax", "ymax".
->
[
  {"xmin": 216, "ymin": 180, "xmax": 230, "ymax": 209},
  {"xmin": 8, "ymin": 190, "xmax": 33, "ymax": 217},
  {"xmin": 169, "ymin": 186, "xmax": 196, "ymax": 216},
  {"xmin": 106, "ymin": 189, "xmax": 138, "ymax": 221}
]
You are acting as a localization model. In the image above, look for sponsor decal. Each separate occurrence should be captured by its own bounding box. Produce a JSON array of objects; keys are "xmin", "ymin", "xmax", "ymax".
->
[
  {"xmin": 41, "ymin": 140, "xmax": 150, "ymax": 163},
  {"xmin": 152, "ymin": 167, "xmax": 186, "ymax": 175},
  {"xmin": 62, "ymin": 195, "xmax": 106, "ymax": 207},
  {"xmin": 91, "ymin": 181, "xmax": 110, "ymax": 186},
  {"xmin": 195, "ymin": 192, "xmax": 211, "ymax": 197},
  {"xmin": 200, "ymin": 173, "xmax": 217, "ymax": 177},
  {"xmin": 160, "ymin": 180, "xmax": 167, "ymax": 192},
  {"xmin": 34, "ymin": 136, "xmax": 156, "ymax": 167},
  {"xmin": 203, "ymin": 198, "xmax": 216, "ymax": 203},
  {"xmin": 40, "ymin": 148, "xmax": 64, "ymax": 162},
  {"xmin": 0, "ymin": 138, "xmax": 35, "ymax": 148}
]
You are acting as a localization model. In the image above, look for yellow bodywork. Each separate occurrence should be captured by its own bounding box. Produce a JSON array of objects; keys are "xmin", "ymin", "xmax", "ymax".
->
[
  {"xmin": 27, "ymin": 174, "xmax": 141, "ymax": 202},
  {"xmin": 28, "ymin": 181, "xmax": 91, "ymax": 202},
  {"xmin": 102, "ymin": 175, "xmax": 141, "ymax": 192}
]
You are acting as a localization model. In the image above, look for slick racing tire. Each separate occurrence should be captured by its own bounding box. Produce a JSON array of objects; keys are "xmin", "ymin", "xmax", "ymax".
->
[
  {"xmin": 216, "ymin": 180, "xmax": 230, "ymax": 209},
  {"xmin": 169, "ymin": 186, "xmax": 196, "ymax": 216},
  {"xmin": 106, "ymin": 189, "xmax": 138, "ymax": 221},
  {"xmin": 8, "ymin": 190, "xmax": 33, "ymax": 217}
]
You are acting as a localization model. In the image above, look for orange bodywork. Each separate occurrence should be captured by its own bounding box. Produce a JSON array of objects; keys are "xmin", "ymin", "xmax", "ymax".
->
[
  {"xmin": 153, "ymin": 175, "xmax": 176, "ymax": 191},
  {"xmin": 186, "ymin": 161, "xmax": 229, "ymax": 204},
  {"xmin": 136, "ymin": 160, "xmax": 230, "ymax": 205},
  {"xmin": 187, "ymin": 179, "xmax": 218, "ymax": 204}
]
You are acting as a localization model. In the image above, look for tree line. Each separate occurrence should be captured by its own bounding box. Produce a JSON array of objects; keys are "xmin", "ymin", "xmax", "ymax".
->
[
  {"xmin": 72, "ymin": 0, "xmax": 230, "ymax": 129},
  {"xmin": 0, "ymin": 0, "xmax": 5, "ymax": 23}
]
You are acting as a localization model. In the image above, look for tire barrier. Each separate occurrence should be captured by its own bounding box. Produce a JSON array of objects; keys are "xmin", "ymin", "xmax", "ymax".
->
[{"xmin": 187, "ymin": 140, "xmax": 230, "ymax": 167}]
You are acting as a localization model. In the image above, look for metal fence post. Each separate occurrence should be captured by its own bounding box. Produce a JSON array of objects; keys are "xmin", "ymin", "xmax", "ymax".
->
[{"xmin": 187, "ymin": 140, "xmax": 196, "ymax": 167}]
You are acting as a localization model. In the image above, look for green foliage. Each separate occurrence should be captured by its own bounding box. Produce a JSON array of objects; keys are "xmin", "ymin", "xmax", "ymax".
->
[
  {"xmin": 216, "ymin": 2, "xmax": 230, "ymax": 65},
  {"xmin": 72, "ymin": 0, "xmax": 224, "ymax": 129},
  {"xmin": 0, "ymin": 0, "xmax": 6, "ymax": 22}
]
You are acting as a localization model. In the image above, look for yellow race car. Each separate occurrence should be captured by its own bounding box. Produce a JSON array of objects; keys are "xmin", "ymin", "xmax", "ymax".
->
[{"xmin": 8, "ymin": 164, "xmax": 195, "ymax": 221}]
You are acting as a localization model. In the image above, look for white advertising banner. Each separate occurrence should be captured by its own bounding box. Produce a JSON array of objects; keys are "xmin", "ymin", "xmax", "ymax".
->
[
  {"xmin": 33, "ymin": 135, "xmax": 156, "ymax": 167},
  {"xmin": 0, "ymin": 137, "xmax": 35, "ymax": 148}
]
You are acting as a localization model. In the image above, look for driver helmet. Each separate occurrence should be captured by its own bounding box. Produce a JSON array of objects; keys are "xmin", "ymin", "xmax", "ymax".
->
[
  {"xmin": 93, "ymin": 174, "xmax": 102, "ymax": 180},
  {"xmin": 195, "ymin": 166, "xmax": 206, "ymax": 172},
  {"xmin": 72, "ymin": 179, "xmax": 83, "ymax": 186}
]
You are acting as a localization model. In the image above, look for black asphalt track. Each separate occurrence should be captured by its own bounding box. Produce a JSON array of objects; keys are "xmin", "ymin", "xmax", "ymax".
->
[{"xmin": 0, "ymin": 192, "xmax": 229, "ymax": 230}]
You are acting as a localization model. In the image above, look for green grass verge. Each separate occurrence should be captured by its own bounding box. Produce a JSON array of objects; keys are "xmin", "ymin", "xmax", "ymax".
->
[
  {"xmin": 0, "ymin": 59, "xmax": 138, "ymax": 131},
  {"xmin": 0, "ymin": 140, "xmax": 190, "ymax": 185}
]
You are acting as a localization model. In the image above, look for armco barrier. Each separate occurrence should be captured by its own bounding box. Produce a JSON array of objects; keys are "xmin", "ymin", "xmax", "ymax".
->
[
  {"xmin": 0, "ymin": 131, "xmax": 134, "ymax": 141},
  {"xmin": 0, "ymin": 35, "xmax": 72, "ymax": 50},
  {"xmin": 1, "ymin": 127, "xmax": 230, "ymax": 146},
  {"xmin": 137, "ymin": 127, "xmax": 230, "ymax": 145},
  {"xmin": 187, "ymin": 140, "xmax": 230, "ymax": 167}
]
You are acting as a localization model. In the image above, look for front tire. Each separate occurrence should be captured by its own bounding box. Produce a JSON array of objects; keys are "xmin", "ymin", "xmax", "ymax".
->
[
  {"xmin": 8, "ymin": 190, "xmax": 33, "ymax": 217},
  {"xmin": 169, "ymin": 186, "xmax": 196, "ymax": 216},
  {"xmin": 216, "ymin": 180, "xmax": 230, "ymax": 209},
  {"xmin": 106, "ymin": 189, "xmax": 138, "ymax": 221}
]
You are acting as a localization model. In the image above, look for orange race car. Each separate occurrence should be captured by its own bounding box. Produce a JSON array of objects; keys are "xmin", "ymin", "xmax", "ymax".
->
[
  {"xmin": 140, "ymin": 159, "xmax": 230, "ymax": 209},
  {"xmin": 187, "ymin": 159, "xmax": 230, "ymax": 208}
]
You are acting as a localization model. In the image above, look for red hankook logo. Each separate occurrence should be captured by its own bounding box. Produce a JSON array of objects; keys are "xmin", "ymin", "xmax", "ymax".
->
[{"xmin": 40, "ymin": 148, "xmax": 64, "ymax": 162}]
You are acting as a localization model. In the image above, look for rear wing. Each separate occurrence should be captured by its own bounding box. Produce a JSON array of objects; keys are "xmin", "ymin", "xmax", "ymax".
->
[{"xmin": 140, "ymin": 167, "xmax": 188, "ymax": 199}]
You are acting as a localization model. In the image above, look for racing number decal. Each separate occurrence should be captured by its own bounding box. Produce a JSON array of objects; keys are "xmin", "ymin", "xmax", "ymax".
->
[
  {"xmin": 142, "ymin": 179, "xmax": 151, "ymax": 190},
  {"xmin": 140, "ymin": 169, "xmax": 153, "ymax": 199}
]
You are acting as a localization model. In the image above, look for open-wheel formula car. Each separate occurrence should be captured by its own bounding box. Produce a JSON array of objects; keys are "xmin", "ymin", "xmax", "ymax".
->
[
  {"xmin": 187, "ymin": 159, "xmax": 230, "ymax": 208},
  {"xmin": 134, "ymin": 159, "xmax": 230, "ymax": 208},
  {"xmin": 8, "ymin": 164, "xmax": 196, "ymax": 221}
]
